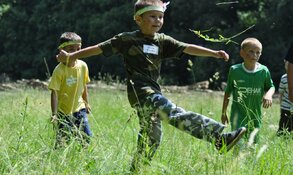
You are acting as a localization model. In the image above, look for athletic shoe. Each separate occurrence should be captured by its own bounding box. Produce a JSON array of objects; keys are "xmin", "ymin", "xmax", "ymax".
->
[{"xmin": 215, "ymin": 127, "xmax": 246, "ymax": 153}]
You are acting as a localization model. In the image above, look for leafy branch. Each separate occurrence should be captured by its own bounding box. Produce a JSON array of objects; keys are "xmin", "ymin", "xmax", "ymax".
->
[
  {"xmin": 0, "ymin": 4, "xmax": 10, "ymax": 19},
  {"xmin": 189, "ymin": 25, "xmax": 255, "ymax": 45}
]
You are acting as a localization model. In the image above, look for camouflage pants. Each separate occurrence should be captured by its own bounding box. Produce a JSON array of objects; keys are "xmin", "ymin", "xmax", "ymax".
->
[{"xmin": 131, "ymin": 93, "xmax": 225, "ymax": 169}]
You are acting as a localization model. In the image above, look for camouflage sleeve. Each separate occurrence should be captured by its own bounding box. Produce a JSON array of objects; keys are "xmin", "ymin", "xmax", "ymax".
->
[
  {"xmin": 99, "ymin": 34, "xmax": 123, "ymax": 57},
  {"xmin": 160, "ymin": 34, "xmax": 189, "ymax": 59}
]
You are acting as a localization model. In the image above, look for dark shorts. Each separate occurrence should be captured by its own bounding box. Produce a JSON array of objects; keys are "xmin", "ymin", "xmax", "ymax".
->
[
  {"xmin": 55, "ymin": 108, "xmax": 92, "ymax": 146},
  {"xmin": 277, "ymin": 109, "xmax": 293, "ymax": 135}
]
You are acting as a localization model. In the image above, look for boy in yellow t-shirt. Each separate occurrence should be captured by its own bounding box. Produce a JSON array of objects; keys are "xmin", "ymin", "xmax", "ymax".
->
[{"xmin": 48, "ymin": 32, "xmax": 92, "ymax": 148}]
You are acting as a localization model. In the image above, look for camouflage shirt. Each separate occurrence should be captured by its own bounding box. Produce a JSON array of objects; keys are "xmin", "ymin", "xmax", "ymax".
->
[{"xmin": 99, "ymin": 30, "xmax": 188, "ymax": 106}]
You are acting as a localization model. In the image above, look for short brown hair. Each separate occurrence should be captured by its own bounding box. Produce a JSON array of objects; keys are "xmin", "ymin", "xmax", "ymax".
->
[
  {"xmin": 59, "ymin": 32, "xmax": 81, "ymax": 48},
  {"xmin": 134, "ymin": 0, "xmax": 164, "ymax": 15}
]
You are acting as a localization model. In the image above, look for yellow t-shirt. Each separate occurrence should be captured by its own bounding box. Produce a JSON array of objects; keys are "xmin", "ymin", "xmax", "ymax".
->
[{"xmin": 48, "ymin": 60, "xmax": 90, "ymax": 114}]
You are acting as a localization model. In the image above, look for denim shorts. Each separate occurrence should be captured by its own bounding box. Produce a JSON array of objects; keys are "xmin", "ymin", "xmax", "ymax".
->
[{"xmin": 56, "ymin": 108, "xmax": 92, "ymax": 145}]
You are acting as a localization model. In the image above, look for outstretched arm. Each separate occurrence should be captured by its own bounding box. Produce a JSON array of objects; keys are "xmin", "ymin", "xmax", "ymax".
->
[
  {"xmin": 183, "ymin": 44, "xmax": 229, "ymax": 61},
  {"xmin": 56, "ymin": 44, "xmax": 103, "ymax": 63}
]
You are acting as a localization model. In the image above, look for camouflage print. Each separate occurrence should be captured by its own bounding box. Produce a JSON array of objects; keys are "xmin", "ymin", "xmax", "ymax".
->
[
  {"xmin": 131, "ymin": 93, "xmax": 225, "ymax": 165},
  {"xmin": 133, "ymin": 103, "xmax": 162, "ymax": 164},
  {"xmin": 99, "ymin": 31, "xmax": 225, "ymax": 171},
  {"xmin": 99, "ymin": 30, "xmax": 189, "ymax": 106}
]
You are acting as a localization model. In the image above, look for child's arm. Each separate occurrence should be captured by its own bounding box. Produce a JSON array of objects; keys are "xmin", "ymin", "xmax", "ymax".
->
[
  {"xmin": 51, "ymin": 90, "xmax": 58, "ymax": 123},
  {"xmin": 278, "ymin": 78, "xmax": 285, "ymax": 104},
  {"xmin": 57, "ymin": 44, "xmax": 103, "ymax": 63},
  {"xmin": 279, "ymin": 92, "xmax": 284, "ymax": 104},
  {"xmin": 288, "ymin": 62, "xmax": 293, "ymax": 102},
  {"xmin": 183, "ymin": 44, "xmax": 229, "ymax": 61},
  {"xmin": 263, "ymin": 87, "xmax": 275, "ymax": 108},
  {"xmin": 82, "ymin": 85, "xmax": 91, "ymax": 114},
  {"xmin": 221, "ymin": 92, "xmax": 230, "ymax": 125}
]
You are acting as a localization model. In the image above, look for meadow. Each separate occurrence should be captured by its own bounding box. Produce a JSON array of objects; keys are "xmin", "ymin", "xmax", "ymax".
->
[{"xmin": 0, "ymin": 86, "xmax": 292, "ymax": 175}]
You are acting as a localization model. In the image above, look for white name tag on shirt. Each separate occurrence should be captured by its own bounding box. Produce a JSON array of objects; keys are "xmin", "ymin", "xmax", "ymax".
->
[{"xmin": 143, "ymin": 44, "xmax": 159, "ymax": 55}]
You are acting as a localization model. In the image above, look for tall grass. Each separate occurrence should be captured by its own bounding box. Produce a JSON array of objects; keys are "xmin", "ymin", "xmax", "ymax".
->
[{"xmin": 0, "ymin": 87, "xmax": 292, "ymax": 174}]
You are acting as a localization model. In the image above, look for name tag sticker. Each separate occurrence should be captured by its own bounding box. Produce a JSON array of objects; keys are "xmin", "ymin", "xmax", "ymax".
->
[{"xmin": 143, "ymin": 44, "xmax": 159, "ymax": 55}]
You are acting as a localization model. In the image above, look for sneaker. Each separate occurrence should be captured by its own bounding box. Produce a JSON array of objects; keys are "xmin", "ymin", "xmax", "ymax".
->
[{"xmin": 215, "ymin": 127, "xmax": 246, "ymax": 153}]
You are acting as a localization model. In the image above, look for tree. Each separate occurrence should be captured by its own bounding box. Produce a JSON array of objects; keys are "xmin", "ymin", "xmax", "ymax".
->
[{"xmin": 0, "ymin": 0, "xmax": 291, "ymax": 88}]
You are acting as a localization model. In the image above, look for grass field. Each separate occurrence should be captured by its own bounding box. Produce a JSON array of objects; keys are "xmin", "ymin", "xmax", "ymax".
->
[{"xmin": 0, "ymin": 87, "xmax": 292, "ymax": 175}]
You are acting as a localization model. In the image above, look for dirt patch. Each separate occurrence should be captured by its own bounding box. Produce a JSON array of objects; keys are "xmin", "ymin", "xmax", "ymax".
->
[
  {"xmin": 0, "ymin": 79, "xmax": 49, "ymax": 91},
  {"xmin": 0, "ymin": 79, "xmax": 217, "ymax": 92}
]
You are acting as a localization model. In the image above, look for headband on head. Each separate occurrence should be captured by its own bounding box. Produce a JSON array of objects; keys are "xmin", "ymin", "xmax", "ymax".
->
[
  {"xmin": 134, "ymin": 1, "xmax": 170, "ymax": 19},
  {"xmin": 58, "ymin": 41, "xmax": 81, "ymax": 49}
]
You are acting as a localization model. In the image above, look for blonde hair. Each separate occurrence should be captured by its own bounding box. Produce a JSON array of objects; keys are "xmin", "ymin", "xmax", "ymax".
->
[{"xmin": 241, "ymin": 38, "xmax": 262, "ymax": 50}]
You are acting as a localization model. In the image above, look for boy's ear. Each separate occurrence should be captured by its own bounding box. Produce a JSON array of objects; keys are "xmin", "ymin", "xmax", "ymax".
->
[
  {"xmin": 134, "ymin": 15, "xmax": 142, "ymax": 25},
  {"xmin": 240, "ymin": 49, "xmax": 245, "ymax": 58}
]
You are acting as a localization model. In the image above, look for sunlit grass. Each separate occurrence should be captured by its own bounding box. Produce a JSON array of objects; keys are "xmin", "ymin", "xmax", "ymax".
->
[{"xmin": 0, "ymin": 87, "xmax": 291, "ymax": 174}]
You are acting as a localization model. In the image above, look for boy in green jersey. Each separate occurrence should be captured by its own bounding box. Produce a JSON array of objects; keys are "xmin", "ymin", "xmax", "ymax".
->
[
  {"xmin": 56, "ymin": 0, "xmax": 246, "ymax": 172},
  {"xmin": 221, "ymin": 38, "xmax": 275, "ymax": 143}
]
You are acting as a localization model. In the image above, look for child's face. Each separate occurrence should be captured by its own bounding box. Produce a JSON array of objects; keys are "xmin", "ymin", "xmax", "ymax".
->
[
  {"xmin": 61, "ymin": 44, "xmax": 81, "ymax": 53},
  {"xmin": 136, "ymin": 10, "xmax": 164, "ymax": 36},
  {"xmin": 59, "ymin": 44, "xmax": 81, "ymax": 65},
  {"xmin": 240, "ymin": 43, "xmax": 262, "ymax": 65}
]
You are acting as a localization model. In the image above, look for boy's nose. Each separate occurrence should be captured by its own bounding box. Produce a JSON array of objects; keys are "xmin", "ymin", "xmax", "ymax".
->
[{"xmin": 251, "ymin": 52, "xmax": 260, "ymax": 57}]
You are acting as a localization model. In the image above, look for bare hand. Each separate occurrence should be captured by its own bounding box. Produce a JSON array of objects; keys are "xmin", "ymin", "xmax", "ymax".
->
[
  {"xmin": 51, "ymin": 114, "xmax": 58, "ymax": 124},
  {"xmin": 56, "ymin": 50, "xmax": 69, "ymax": 62},
  {"xmin": 85, "ymin": 104, "xmax": 91, "ymax": 114},
  {"xmin": 262, "ymin": 96, "xmax": 272, "ymax": 108},
  {"xmin": 216, "ymin": 50, "xmax": 229, "ymax": 62},
  {"xmin": 221, "ymin": 113, "xmax": 229, "ymax": 125}
]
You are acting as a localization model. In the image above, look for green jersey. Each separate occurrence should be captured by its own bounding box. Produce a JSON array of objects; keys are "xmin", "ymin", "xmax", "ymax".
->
[
  {"xmin": 99, "ymin": 30, "xmax": 188, "ymax": 106},
  {"xmin": 225, "ymin": 63, "xmax": 274, "ymax": 130}
]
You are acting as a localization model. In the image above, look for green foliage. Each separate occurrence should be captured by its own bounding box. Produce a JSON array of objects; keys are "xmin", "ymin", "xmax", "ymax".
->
[
  {"xmin": 0, "ymin": 4, "xmax": 10, "ymax": 19},
  {"xmin": 0, "ymin": 0, "xmax": 292, "ymax": 88},
  {"xmin": 190, "ymin": 25, "xmax": 255, "ymax": 45},
  {"xmin": 0, "ymin": 0, "xmax": 134, "ymax": 80}
]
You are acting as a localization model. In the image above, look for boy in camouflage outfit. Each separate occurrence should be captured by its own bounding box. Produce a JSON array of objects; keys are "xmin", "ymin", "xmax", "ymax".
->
[{"xmin": 56, "ymin": 0, "xmax": 246, "ymax": 172}]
